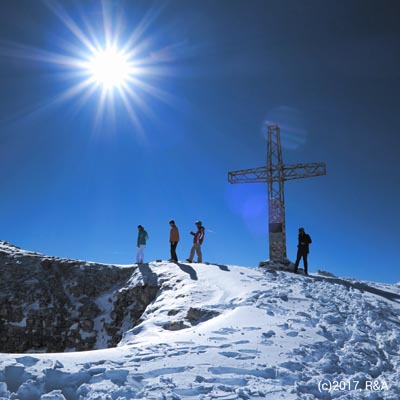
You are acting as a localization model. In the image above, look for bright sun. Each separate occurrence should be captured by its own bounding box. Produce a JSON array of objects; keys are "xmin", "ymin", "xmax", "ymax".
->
[
  {"xmin": 7, "ymin": 1, "xmax": 176, "ymax": 130},
  {"xmin": 88, "ymin": 46, "xmax": 133, "ymax": 90}
]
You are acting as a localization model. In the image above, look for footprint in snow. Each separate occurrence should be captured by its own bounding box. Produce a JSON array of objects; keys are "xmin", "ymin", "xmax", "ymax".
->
[
  {"xmin": 262, "ymin": 330, "xmax": 276, "ymax": 339},
  {"xmin": 238, "ymin": 349, "xmax": 260, "ymax": 354},
  {"xmin": 208, "ymin": 366, "xmax": 276, "ymax": 379},
  {"xmin": 296, "ymin": 311, "xmax": 311, "ymax": 319},
  {"xmin": 280, "ymin": 361, "xmax": 304, "ymax": 372},
  {"xmin": 211, "ymin": 327, "xmax": 238, "ymax": 335},
  {"xmin": 261, "ymin": 331, "xmax": 276, "ymax": 346},
  {"xmin": 243, "ymin": 326, "xmax": 261, "ymax": 331},
  {"xmin": 15, "ymin": 356, "xmax": 39, "ymax": 367},
  {"xmin": 278, "ymin": 323, "xmax": 290, "ymax": 330},
  {"xmin": 167, "ymin": 350, "xmax": 189, "ymax": 357},
  {"xmin": 209, "ymin": 336, "xmax": 228, "ymax": 341},
  {"xmin": 219, "ymin": 351, "xmax": 239, "ymax": 358}
]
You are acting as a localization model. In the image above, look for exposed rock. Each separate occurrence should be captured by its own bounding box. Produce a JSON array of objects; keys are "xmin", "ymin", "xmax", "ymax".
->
[
  {"xmin": 40, "ymin": 259, "xmax": 53, "ymax": 270},
  {"xmin": 0, "ymin": 241, "xmax": 160, "ymax": 353},
  {"xmin": 186, "ymin": 307, "xmax": 220, "ymax": 325},
  {"xmin": 80, "ymin": 319, "xmax": 94, "ymax": 332},
  {"xmin": 163, "ymin": 321, "xmax": 190, "ymax": 331}
]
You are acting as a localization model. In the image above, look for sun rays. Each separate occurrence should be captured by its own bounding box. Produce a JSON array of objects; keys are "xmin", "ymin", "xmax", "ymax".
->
[{"xmin": 1, "ymin": 1, "xmax": 177, "ymax": 135}]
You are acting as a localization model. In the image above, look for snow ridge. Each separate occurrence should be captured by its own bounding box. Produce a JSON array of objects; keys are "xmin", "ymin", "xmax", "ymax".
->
[{"xmin": 0, "ymin": 244, "xmax": 400, "ymax": 399}]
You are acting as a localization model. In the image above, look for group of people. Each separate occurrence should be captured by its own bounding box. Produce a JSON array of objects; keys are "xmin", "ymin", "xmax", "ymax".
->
[
  {"xmin": 136, "ymin": 220, "xmax": 205, "ymax": 264},
  {"xmin": 137, "ymin": 222, "xmax": 313, "ymax": 275}
]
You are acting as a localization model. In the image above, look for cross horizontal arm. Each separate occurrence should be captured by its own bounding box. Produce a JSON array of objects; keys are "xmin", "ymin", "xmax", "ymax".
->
[
  {"xmin": 228, "ymin": 162, "xmax": 326, "ymax": 184},
  {"xmin": 283, "ymin": 162, "xmax": 327, "ymax": 181},
  {"xmin": 228, "ymin": 167, "xmax": 268, "ymax": 183}
]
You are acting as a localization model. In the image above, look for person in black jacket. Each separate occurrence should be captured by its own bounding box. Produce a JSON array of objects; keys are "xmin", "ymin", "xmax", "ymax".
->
[{"xmin": 294, "ymin": 227, "xmax": 312, "ymax": 275}]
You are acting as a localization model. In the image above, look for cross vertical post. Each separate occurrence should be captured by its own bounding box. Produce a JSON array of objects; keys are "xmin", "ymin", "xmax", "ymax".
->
[
  {"xmin": 267, "ymin": 125, "xmax": 287, "ymax": 261},
  {"xmin": 228, "ymin": 124, "xmax": 326, "ymax": 264}
]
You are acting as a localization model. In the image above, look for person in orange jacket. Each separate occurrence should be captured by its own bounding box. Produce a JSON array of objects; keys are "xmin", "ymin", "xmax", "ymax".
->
[
  {"xmin": 169, "ymin": 220, "xmax": 180, "ymax": 262},
  {"xmin": 186, "ymin": 220, "xmax": 205, "ymax": 263}
]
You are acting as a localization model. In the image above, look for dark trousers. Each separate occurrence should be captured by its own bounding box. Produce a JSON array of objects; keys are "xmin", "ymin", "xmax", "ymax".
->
[
  {"xmin": 294, "ymin": 250, "xmax": 308, "ymax": 273},
  {"xmin": 170, "ymin": 242, "xmax": 178, "ymax": 262}
]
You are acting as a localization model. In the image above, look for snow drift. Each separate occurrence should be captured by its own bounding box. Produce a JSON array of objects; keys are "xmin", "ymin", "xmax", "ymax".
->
[{"xmin": 0, "ymin": 240, "xmax": 399, "ymax": 399}]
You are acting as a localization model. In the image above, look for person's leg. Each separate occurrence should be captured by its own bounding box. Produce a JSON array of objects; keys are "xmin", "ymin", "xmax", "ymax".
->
[
  {"xmin": 303, "ymin": 253, "xmax": 308, "ymax": 274},
  {"xmin": 171, "ymin": 242, "xmax": 178, "ymax": 261},
  {"xmin": 195, "ymin": 244, "xmax": 202, "ymax": 263},
  {"xmin": 138, "ymin": 245, "xmax": 145, "ymax": 263},
  {"xmin": 187, "ymin": 245, "xmax": 195, "ymax": 262}
]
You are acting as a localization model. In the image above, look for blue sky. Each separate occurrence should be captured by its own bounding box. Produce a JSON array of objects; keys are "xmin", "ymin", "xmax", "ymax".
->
[{"xmin": 0, "ymin": 0, "xmax": 399, "ymax": 283}]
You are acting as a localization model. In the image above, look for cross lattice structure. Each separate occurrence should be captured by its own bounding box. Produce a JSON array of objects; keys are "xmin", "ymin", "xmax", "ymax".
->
[{"xmin": 228, "ymin": 124, "xmax": 326, "ymax": 263}]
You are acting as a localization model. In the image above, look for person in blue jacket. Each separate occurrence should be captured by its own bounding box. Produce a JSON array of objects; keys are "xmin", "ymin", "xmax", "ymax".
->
[{"xmin": 136, "ymin": 225, "xmax": 149, "ymax": 264}]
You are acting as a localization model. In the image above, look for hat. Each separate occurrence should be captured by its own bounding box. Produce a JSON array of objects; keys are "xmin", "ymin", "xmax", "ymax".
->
[
  {"xmin": 169, "ymin": 220, "xmax": 175, "ymax": 225},
  {"xmin": 299, "ymin": 227, "xmax": 305, "ymax": 232},
  {"xmin": 195, "ymin": 220, "xmax": 202, "ymax": 226}
]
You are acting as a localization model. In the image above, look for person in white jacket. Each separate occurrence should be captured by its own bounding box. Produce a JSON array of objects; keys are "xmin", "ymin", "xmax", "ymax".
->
[{"xmin": 186, "ymin": 220, "xmax": 205, "ymax": 263}]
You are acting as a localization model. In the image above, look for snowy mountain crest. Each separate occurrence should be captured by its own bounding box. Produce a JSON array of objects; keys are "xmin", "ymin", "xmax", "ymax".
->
[{"xmin": 0, "ymin": 241, "xmax": 400, "ymax": 399}]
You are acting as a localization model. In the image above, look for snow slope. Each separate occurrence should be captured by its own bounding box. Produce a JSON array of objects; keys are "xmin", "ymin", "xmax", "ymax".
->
[{"xmin": 1, "ymin": 253, "xmax": 400, "ymax": 399}]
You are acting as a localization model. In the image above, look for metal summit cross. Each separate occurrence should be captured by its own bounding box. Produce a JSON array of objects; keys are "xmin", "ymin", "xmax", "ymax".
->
[{"xmin": 228, "ymin": 124, "xmax": 326, "ymax": 264}]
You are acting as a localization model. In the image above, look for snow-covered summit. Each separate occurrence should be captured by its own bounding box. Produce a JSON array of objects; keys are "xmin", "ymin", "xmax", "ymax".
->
[{"xmin": 0, "ymin": 242, "xmax": 400, "ymax": 399}]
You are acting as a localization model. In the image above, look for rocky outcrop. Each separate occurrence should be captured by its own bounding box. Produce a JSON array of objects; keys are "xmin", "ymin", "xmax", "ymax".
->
[{"xmin": 0, "ymin": 241, "xmax": 160, "ymax": 353}]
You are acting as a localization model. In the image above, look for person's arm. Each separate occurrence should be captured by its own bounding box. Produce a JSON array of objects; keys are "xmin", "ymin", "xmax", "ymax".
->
[{"xmin": 198, "ymin": 228, "xmax": 204, "ymax": 244}]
